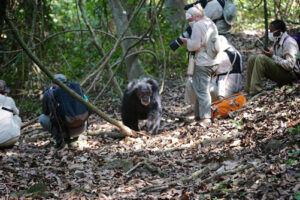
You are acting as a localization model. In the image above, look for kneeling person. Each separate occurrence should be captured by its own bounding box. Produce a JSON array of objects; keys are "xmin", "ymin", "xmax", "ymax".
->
[{"xmin": 39, "ymin": 74, "xmax": 89, "ymax": 148}]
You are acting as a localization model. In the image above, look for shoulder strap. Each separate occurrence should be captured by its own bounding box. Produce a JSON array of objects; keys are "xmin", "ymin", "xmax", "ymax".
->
[
  {"xmin": 0, "ymin": 106, "xmax": 14, "ymax": 113},
  {"xmin": 282, "ymin": 35, "xmax": 291, "ymax": 45}
]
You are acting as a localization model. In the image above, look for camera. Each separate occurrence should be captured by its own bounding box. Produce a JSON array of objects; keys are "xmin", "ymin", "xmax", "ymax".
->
[
  {"xmin": 169, "ymin": 26, "xmax": 192, "ymax": 51},
  {"xmin": 169, "ymin": 0, "xmax": 207, "ymax": 51},
  {"xmin": 184, "ymin": 0, "xmax": 207, "ymax": 10}
]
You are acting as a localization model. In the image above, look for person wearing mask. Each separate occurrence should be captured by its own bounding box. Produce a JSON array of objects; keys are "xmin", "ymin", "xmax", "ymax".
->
[
  {"xmin": 0, "ymin": 80, "xmax": 21, "ymax": 148},
  {"xmin": 245, "ymin": 20, "xmax": 300, "ymax": 96},
  {"xmin": 180, "ymin": 4, "xmax": 219, "ymax": 127}
]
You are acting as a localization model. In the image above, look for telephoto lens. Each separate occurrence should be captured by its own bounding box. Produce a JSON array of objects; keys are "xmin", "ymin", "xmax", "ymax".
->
[{"xmin": 169, "ymin": 38, "xmax": 183, "ymax": 51}]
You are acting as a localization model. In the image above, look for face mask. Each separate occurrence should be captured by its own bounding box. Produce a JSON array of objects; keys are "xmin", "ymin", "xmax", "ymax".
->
[
  {"xmin": 268, "ymin": 30, "xmax": 282, "ymax": 42},
  {"xmin": 268, "ymin": 32, "xmax": 275, "ymax": 41},
  {"xmin": 189, "ymin": 21, "xmax": 195, "ymax": 28}
]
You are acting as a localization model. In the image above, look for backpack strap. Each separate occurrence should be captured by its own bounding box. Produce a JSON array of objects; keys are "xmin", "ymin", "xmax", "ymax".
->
[
  {"xmin": 282, "ymin": 35, "xmax": 291, "ymax": 45},
  {"xmin": 0, "ymin": 106, "xmax": 14, "ymax": 113}
]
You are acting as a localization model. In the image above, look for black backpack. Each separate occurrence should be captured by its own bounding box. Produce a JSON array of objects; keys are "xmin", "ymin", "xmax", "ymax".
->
[{"xmin": 53, "ymin": 82, "xmax": 89, "ymax": 129}]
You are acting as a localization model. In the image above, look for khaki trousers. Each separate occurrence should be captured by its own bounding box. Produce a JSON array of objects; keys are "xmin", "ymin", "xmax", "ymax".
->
[
  {"xmin": 192, "ymin": 65, "xmax": 215, "ymax": 119},
  {"xmin": 245, "ymin": 55, "xmax": 297, "ymax": 95}
]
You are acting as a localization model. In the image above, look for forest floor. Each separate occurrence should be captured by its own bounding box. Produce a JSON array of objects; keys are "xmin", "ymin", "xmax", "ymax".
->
[{"xmin": 0, "ymin": 32, "xmax": 300, "ymax": 200}]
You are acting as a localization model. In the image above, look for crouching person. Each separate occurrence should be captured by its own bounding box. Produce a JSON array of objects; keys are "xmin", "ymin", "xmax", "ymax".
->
[
  {"xmin": 39, "ymin": 74, "xmax": 89, "ymax": 149},
  {"xmin": 0, "ymin": 80, "xmax": 21, "ymax": 148}
]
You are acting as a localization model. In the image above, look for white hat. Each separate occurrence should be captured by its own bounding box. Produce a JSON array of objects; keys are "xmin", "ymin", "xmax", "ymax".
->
[
  {"xmin": 54, "ymin": 74, "xmax": 66, "ymax": 82},
  {"xmin": 186, "ymin": 4, "xmax": 204, "ymax": 18},
  {"xmin": 223, "ymin": 0, "xmax": 237, "ymax": 26}
]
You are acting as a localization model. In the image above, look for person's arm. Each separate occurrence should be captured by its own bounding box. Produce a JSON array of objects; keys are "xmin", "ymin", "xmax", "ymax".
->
[
  {"xmin": 272, "ymin": 39, "xmax": 298, "ymax": 71},
  {"xmin": 42, "ymin": 91, "xmax": 50, "ymax": 115},
  {"xmin": 186, "ymin": 23, "xmax": 206, "ymax": 52}
]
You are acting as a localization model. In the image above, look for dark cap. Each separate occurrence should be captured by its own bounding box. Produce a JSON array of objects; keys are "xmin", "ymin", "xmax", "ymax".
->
[
  {"xmin": 0, "ymin": 80, "xmax": 10, "ymax": 94},
  {"xmin": 54, "ymin": 74, "xmax": 66, "ymax": 82}
]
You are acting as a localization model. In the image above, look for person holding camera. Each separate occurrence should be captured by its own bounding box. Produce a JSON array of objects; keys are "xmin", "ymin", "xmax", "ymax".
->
[
  {"xmin": 245, "ymin": 20, "xmax": 300, "ymax": 96},
  {"xmin": 169, "ymin": 0, "xmax": 237, "ymax": 51},
  {"xmin": 180, "ymin": 4, "xmax": 219, "ymax": 128}
]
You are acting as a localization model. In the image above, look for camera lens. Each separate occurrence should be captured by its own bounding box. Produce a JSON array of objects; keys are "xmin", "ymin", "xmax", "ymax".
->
[
  {"xmin": 169, "ymin": 40, "xmax": 180, "ymax": 51},
  {"xmin": 169, "ymin": 38, "xmax": 183, "ymax": 51}
]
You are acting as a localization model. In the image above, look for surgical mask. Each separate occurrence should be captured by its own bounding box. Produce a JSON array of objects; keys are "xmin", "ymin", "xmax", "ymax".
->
[
  {"xmin": 189, "ymin": 21, "xmax": 195, "ymax": 28},
  {"xmin": 268, "ymin": 30, "xmax": 282, "ymax": 42}
]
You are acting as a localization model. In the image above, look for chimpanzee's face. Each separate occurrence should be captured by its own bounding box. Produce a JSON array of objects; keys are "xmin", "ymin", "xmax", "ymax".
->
[{"xmin": 137, "ymin": 84, "xmax": 152, "ymax": 106}]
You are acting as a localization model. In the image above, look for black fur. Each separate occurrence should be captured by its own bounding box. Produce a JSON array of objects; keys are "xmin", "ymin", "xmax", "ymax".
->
[{"xmin": 121, "ymin": 77, "xmax": 162, "ymax": 135}]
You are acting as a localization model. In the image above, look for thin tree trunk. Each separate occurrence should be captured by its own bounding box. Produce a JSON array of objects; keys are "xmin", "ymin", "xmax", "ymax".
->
[
  {"xmin": 5, "ymin": 16, "xmax": 136, "ymax": 137},
  {"xmin": 273, "ymin": 0, "xmax": 278, "ymax": 19},
  {"xmin": 108, "ymin": 0, "xmax": 145, "ymax": 80},
  {"xmin": 263, "ymin": 0, "xmax": 269, "ymax": 49},
  {"xmin": 165, "ymin": 0, "xmax": 185, "ymax": 29},
  {"xmin": 78, "ymin": 0, "xmax": 123, "ymax": 98}
]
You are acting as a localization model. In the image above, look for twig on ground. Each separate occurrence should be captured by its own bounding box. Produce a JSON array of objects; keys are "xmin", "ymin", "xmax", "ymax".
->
[
  {"xmin": 21, "ymin": 117, "xmax": 39, "ymax": 129},
  {"xmin": 138, "ymin": 164, "xmax": 253, "ymax": 193}
]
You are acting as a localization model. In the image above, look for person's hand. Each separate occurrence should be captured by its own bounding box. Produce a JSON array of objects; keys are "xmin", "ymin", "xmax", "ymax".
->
[
  {"xmin": 181, "ymin": 38, "xmax": 187, "ymax": 45},
  {"xmin": 263, "ymin": 48, "xmax": 273, "ymax": 57}
]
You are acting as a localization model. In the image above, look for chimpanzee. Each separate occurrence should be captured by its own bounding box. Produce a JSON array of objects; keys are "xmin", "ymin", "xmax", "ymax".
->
[{"xmin": 121, "ymin": 77, "xmax": 162, "ymax": 135}]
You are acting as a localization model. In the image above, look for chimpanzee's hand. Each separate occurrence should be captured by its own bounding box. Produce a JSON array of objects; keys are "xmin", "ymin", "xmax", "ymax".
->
[{"xmin": 263, "ymin": 48, "xmax": 273, "ymax": 57}]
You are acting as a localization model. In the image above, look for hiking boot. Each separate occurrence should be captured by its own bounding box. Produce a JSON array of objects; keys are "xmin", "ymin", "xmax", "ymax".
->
[
  {"xmin": 199, "ymin": 118, "xmax": 211, "ymax": 128},
  {"xmin": 54, "ymin": 139, "xmax": 65, "ymax": 149}
]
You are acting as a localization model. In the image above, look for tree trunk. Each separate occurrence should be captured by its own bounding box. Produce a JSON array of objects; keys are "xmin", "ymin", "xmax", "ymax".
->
[
  {"xmin": 165, "ymin": 0, "xmax": 185, "ymax": 28},
  {"xmin": 107, "ymin": 0, "xmax": 145, "ymax": 80},
  {"xmin": 263, "ymin": 0, "xmax": 269, "ymax": 49}
]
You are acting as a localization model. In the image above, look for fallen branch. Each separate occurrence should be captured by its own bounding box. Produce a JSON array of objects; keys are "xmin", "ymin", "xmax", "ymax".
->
[
  {"xmin": 126, "ymin": 160, "xmax": 166, "ymax": 177},
  {"xmin": 165, "ymin": 131, "xmax": 244, "ymax": 153},
  {"xmin": 139, "ymin": 164, "xmax": 253, "ymax": 193},
  {"xmin": 21, "ymin": 117, "xmax": 39, "ymax": 129},
  {"xmin": 139, "ymin": 166, "xmax": 210, "ymax": 193},
  {"xmin": 22, "ymin": 127, "xmax": 44, "ymax": 135},
  {"xmin": 87, "ymin": 130, "xmax": 127, "ymax": 139},
  {"xmin": 126, "ymin": 162, "xmax": 144, "ymax": 175}
]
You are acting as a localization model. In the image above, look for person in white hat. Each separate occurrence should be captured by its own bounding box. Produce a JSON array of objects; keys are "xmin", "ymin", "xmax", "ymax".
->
[
  {"xmin": 0, "ymin": 80, "xmax": 22, "ymax": 148},
  {"xmin": 180, "ymin": 4, "xmax": 219, "ymax": 128}
]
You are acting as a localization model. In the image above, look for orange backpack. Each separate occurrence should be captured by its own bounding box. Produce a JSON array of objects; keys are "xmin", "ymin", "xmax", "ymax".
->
[{"xmin": 211, "ymin": 93, "xmax": 247, "ymax": 118}]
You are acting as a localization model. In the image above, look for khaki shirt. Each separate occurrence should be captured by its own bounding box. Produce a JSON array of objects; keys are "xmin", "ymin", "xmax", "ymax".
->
[
  {"xmin": 272, "ymin": 32, "xmax": 300, "ymax": 73},
  {"xmin": 187, "ymin": 17, "xmax": 219, "ymax": 66}
]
